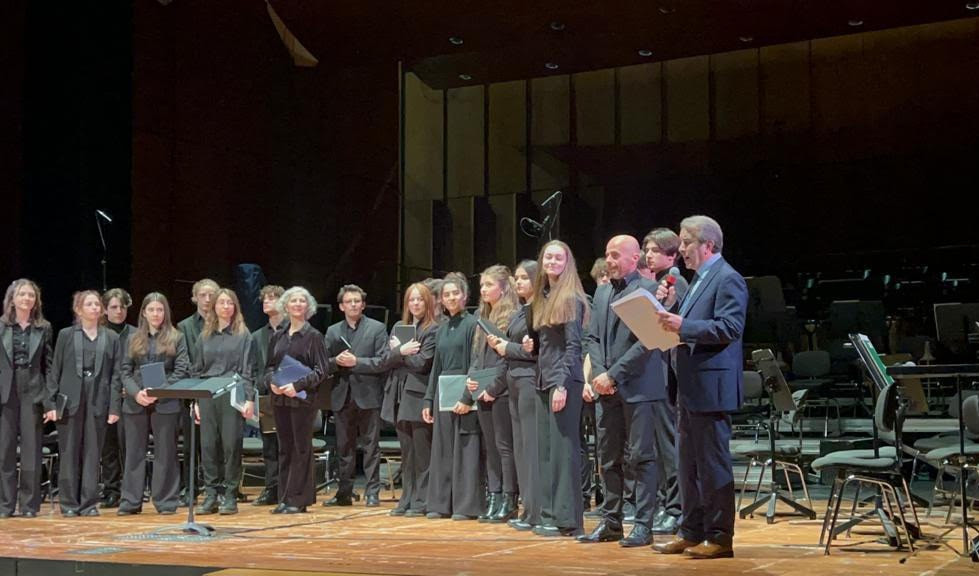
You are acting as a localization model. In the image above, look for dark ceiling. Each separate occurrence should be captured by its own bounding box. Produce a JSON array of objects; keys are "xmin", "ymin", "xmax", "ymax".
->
[{"xmin": 269, "ymin": 0, "xmax": 979, "ymax": 89}]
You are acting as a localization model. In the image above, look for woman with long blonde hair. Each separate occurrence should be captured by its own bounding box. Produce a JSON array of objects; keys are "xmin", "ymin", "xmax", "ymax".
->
[
  {"xmin": 529, "ymin": 240, "xmax": 589, "ymax": 537},
  {"xmin": 193, "ymin": 287, "xmax": 256, "ymax": 515},
  {"xmin": 468, "ymin": 265, "xmax": 520, "ymax": 523},
  {"xmin": 118, "ymin": 292, "xmax": 190, "ymax": 515},
  {"xmin": 380, "ymin": 282, "xmax": 438, "ymax": 516}
]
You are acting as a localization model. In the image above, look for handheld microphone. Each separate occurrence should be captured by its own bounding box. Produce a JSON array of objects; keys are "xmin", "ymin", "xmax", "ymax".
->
[{"xmin": 658, "ymin": 267, "xmax": 680, "ymax": 303}]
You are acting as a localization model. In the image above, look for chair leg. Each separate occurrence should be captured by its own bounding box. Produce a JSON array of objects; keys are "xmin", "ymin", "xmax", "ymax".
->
[
  {"xmin": 819, "ymin": 475, "xmax": 842, "ymax": 548},
  {"xmin": 825, "ymin": 476, "xmax": 853, "ymax": 555},
  {"xmin": 846, "ymin": 481, "xmax": 863, "ymax": 538},
  {"xmin": 737, "ymin": 456, "xmax": 755, "ymax": 511}
]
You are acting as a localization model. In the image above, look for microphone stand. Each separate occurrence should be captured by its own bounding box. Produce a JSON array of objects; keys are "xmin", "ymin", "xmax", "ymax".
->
[{"xmin": 95, "ymin": 211, "xmax": 108, "ymax": 291}]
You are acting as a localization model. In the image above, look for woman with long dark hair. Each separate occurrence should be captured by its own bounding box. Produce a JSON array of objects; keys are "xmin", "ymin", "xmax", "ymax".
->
[
  {"xmin": 45, "ymin": 290, "xmax": 123, "ymax": 517},
  {"xmin": 193, "ymin": 288, "xmax": 256, "ymax": 516},
  {"xmin": 422, "ymin": 272, "xmax": 482, "ymax": 520},
  {"xmin": 381, "ymin": 282, "xmax": 437, "ymax": 517},
  {"xmin": 530, "ymin": 240, "xmax": 589, "ymax": 537},
  {"xmin": 0, "ymin": 279, "xmax": 53, "ymax": 518},
  {"xmin": 469, "ymin": 265, "xmax": 520, "ymax": 523},
  {"xmin": 265, "ymin": 286, "xmax": 328, "ymax": 514},
  {"xmin": 487, "ymin": 259, "xmax": 540, "ymax": 529},
  {"xmin": 118, "ymin": 292, "xmax": 190, "ymax": 515}
]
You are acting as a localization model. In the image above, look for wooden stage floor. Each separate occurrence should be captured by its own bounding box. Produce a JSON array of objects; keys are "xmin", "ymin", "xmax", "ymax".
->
[{"xmin": 0, "ymin": 491, "xmax": 976, "ymax": 576}]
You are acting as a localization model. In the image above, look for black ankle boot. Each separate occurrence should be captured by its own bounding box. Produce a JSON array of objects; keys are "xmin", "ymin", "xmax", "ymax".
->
[
  {"xmin": 489, "ymin": 492, "xmax": 518, "ymax": 523},
  {"xmin": 478, "ymin": 492, "xmax": 501, "ymax": 523}
]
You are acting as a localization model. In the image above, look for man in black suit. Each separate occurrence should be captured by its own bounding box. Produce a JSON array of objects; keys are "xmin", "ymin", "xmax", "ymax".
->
[
  {"xmin": 322, "ymin": 285, "xmax": 389, "ymax": 507},
  {"xmin": 176, "ymin": 278, "xmax": 218, "ymax": 505},
  {"xmin": 99, "ymin": 288, "xmax": 135, "ymax": 509},
  {"xmin": 250, "ymin": 285, "xmax": 285, "ymax": 506},
  {"xmin": 579, "ymin": 235, "xmax": 668, "ymax": 548}
]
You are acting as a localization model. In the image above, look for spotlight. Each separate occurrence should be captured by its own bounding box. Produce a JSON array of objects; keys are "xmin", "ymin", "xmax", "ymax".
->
[
  {"xmin": 848, "ymin": 19, "xmax": 863, "ymax": 27},
  {"xmin": 658, "ymin": 6, "xmax": 675, "ymax": 15},
  {"xmin": 638, "ymin": 49, "xmax": 653, "ymax": 57},
  {"xmin": 967, "ymin": 2, "xmax": 979, "ymax": 10},
  {"xmin": 458, "ymin": 73, "xmax": 472, "ymax": 81},
  {"xmin": 449, "ymin": 36, "xmax": 464, "ymax": 45},
  {"xmin": 739, "ymin": 36, "xmax": 753, "ymax": 43},
  {"xmin": 549, "ymin": 21, "xmax": 566, "ymax": 31},
  {"xmin": 545, "ymin": 62, "xmax": 559, "ymax": 70}
]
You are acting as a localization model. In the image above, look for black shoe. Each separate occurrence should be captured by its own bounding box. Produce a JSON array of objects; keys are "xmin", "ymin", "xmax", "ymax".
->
[
  {"xmin": 488, "ymin": 492, "xmax": 518, "ymax": 523},
  {"xmin": 283, "ymin": 505, "xmax": 306, "ymax": 514},
  {"xmin": 365, "ymin": 494, "xmax": 380, "ymax": 507},
  {"xmin": 508, "ymin": 519, "xmax": 534, "ymax": 531},
  {"xmin": 117, "ymin": 507, "xmax": 141, "ymax": 516},
  {"xmin": 0, "ymin": 511, "xmax": 12, "ymax": 519},
  {"xmin": 390, "ymin": 506, "xmax": 408, "ymax": 516},
  {"xmin": 100, "ymin": 493, "xmax": 121, "ymax": 509},
  {"xmin": 651, "ymin": 514, "xmax": 679, "ymax": 535},
  {"xmin": 62, "ymin": 509, "xmax": 79, "ymax": 518},
  {"xmin": 219, "ymin": 500, "xmax": 239, "ymax": 515},
  {"xmin": 533, "ymin": 524, "xmax": 576, "ymax": 537},
  {"xmin": 81, "ymin": 508, "xmax": 100, "ymax": 517},
  {"xmin": 21, "ymin": 510, "xmax": 37, "ymax": 518},
  {"xmin": 478, "ymin": 493, "xmax": 501, "ymax": 522},
  {"xmin": 271, "ymin": 503, "xmax": 288, "ymax": 514},
  {"xmin": 158, "ymin": 509, "xmax": 176, "ymax": 516},
  {"xmin": 322, "ymin": 494, "xmax": 353, "ymax": 507},
  {"xmin": 426, "ymin": 511, "xmax": 449, "ymax": 519},
  {"xmin": 619, "ymin": 524, "xmax": 652, "ymax": 548},
  {"xmin": 195, "ymin": 493, "xmax": 219, "ymax": 515},
  {"xmin": 576, "ymin": 520, "xmax": 624, "ymax": 543},
  {"xmin": 451, "ymin": 513, "xmax": 477, "ymax": 520},
  {"xmin": 404, "ymin": 508, "xmax": 427, "ymax": 517},
  {"xmin": 252, "ymin": 489, "xmax": 277, "ymax": 506}
]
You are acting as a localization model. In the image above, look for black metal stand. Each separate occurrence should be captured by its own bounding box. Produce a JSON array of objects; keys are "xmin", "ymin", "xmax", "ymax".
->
[{"xmin": 170, "ymin": 401, "xmax": 213, "ymax": 536}]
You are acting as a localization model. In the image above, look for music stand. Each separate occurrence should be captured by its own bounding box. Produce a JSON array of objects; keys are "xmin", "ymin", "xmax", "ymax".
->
[
  {"xmin": 740, "ymin": 349, "xmax": 817, "ymax": 523},
  {"xmin": 147, "ymin": 375, "xmax": 240, "ymax": 536}
]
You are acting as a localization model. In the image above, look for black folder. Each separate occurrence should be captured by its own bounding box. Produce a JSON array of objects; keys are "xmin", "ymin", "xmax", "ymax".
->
[{"xmin": 147, "ymin": 376, "xmax": 239, "ymax": 400}]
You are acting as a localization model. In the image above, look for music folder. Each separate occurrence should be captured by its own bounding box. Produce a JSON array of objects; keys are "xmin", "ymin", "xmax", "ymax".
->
[
  {"xmin": 139, "ymin": 361, "xmax": 166, "ymax": 391},
  {"xmin": 476, "ymin": 317, "xmax": 505, "ymax": 340},
  {"xmin": 55, "ymin": 392, "xmax": 69, "ymax": 420},
  {"xmin": 393, "ymin": 324, "xmax": 416, "ymax": 345},
  {"xmin": 468, "ymin": 367, "xmax": 502, "ymax": 400},
  {"xmin": 147, "ymin": 376, "xmax": 239, "ymax": 400},
  {"xmin": 438, "ymin": 375, "xmax": 468, "ymax": 411},
  {"xmin": 272, "ymin": 355, "xmax": 310, "ymax": 400},
  {"xmin": 230, "ymin": 381, "xmax": 260, "ymax": 426},
  {"xmin": 610, "ymin": 288, "xmax": 680, "ymax": 352}
]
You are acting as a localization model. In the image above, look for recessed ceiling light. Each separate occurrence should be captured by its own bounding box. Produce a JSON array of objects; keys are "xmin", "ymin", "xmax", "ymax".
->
[
  {"xmin": 549, "ymin": 21, "xmax": 566, "ymax": 31},
  {"xmin": 658, "ymin": 6, "xmax": 675, "ymax": 14},
  {"xmin": 458, "ymin": 74, "xmax": 472, "ymax": 81},
  {"xmin": 545, "ymin": 62, "xmax": 560, "ymax": 70},
  {"xmin": 967, "ymin": 2, "xmax": 979, "ymax": 10},
  {"xmin": 739, "ymin": 36, "xmax": 754, "ymax": 43},
  {"xmin": 638, "ymin": 49, "xmax": 653, "ymax": 57},
  {"xmin": 848, "ymin": 19, "xmax": 863, "ymax": 27},
  {"xmin": 449, "ymin": 36, "xmax": 464, "ymax": 45}
]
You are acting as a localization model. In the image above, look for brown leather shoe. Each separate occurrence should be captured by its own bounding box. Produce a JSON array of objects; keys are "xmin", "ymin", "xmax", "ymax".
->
[
  {"xmin": 683, "ymin": 541, "xmax": 734, "ymax": 559},
  {"xmin": 652, "ymin": 537, "xmax": 700, "ymax": 554}
]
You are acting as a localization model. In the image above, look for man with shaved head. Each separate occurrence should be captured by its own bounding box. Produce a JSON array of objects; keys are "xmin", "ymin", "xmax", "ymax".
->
[{"xmin": 579, "ymin": 235, "xmax": 670, "ymax": 548}]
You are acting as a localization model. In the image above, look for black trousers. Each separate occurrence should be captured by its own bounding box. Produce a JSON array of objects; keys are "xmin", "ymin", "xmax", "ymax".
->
[
  {"xmin": 335, "ymin": 396, "xmax": 382, "ymax": 498},
  {"xmin": 677, "ymin": 407, "xmax": 735, "ymax": 546},
  {"xmin": 652, "ymin": 398, "xmax": 680, "ymax": 518},
  {"xmin": 57, "ymin": 383, "xmax": 106, "ymax": 514},
  {"xmin": 536, "ymin": 386, "xmax": 584, "ymax": 532},
  {"xmin": 425, "ymin": 408, "xmax": 455, "ymax": 516},
  {"xmin": 596, "ymin": 395, "xmax": 660, "ymax": 529},
  {"xmin": 273, "ymin": 402, "xmax": 317, "ymax": 507},
  {"xmin": 121, "ymin": 408, "xmax": 180, "ymax": 512},
  {"xmin": 198, "ymin": 397, "xmax": 244, "ymax": 497},
  {"xmin": 100, "ymin": 420, "xmax": 124, "ymax": 499},
  {"xmin": 478, "ymin": 397, "xmax": 517, "ymax": 495},
  {"xmin": 261, "ymin": 432, "xmax": 279, "ymax": 494},
  {"xmin": 0, "ymin": 370, "xmax": 44, "ymax": 515},
  {"xmin": 508, "ymin": 374, "xmax": 539, "ymax": 524},
  {"xmin": 395, "ymin": 419, "xmax": 432, "ymax": 511}
]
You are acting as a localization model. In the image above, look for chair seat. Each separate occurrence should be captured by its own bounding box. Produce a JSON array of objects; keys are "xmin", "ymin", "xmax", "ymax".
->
[
  {"xmin": 921, "ymin": 444, "xmax": 979, "ymax": 463},
  {"xmin": 734, "ymin": 443, "xmax": 801, "ymax": 457},
  {"xmin": 789, "ymin": 378, "xmax": 836, "ymax": 391},
  {"xmin": 242, "ymin": 437, "xmax": 264, "ymax": 455},
  {"xmin": 811, "ymin": 447, "xmax": 898, "ymax": 472},
  {"xmin": 914, "ymin": 433, "xmax": 976, "ymax": 453}
]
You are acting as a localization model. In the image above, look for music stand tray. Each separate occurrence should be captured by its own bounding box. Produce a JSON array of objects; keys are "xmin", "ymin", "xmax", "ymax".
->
[{"xmin": 147, "ymin": 375, "xmax": 240, "ymax": 536}]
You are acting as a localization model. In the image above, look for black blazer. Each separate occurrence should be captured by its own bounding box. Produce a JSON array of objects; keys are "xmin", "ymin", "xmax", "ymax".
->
[
  {"xmin": 586, "ymin": 271, "xmax": 668, "ymax": 403},
  {"xmin": 264, "ymin": 322, "xmax": 328, "ymax": 409},
  {"xmin": 501, "ymin": 305, "xmax": 537, "ymax": 380},
  {"xmin": 379, "ymin": 321, "xmax": 437, "ymax": 424},
  {"xmin": 535, "ymin": 303, "xmax": 586, "ymax": 393},
  {"xmin": 0, "ymin": 322, "xmax": 53, "ymax": 405},
  {"xmin": 468, "ymin": 311, "xmax": 513, "ymax": 400},
  {"xmin": 177, "ymin": 313, "xmax": 205, "ymax": 366},
  {"xmin": 45, "ymin": 325, "xmax": 122, "ymax": 418},
  {"xmin": 325, "ymin": 317, "xmax": 389, "ymax": 411},
  {"xmin": 120, "ymin": 332, "xmax": 191, "ymax": 415}
]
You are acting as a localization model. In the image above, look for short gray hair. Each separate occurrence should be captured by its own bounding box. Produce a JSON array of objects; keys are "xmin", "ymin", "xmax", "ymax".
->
[
  {"xmin": 680, "ymin": 215, "xmax": 723, "ymax": 254},
  {"xmin": 277, "ymin": 286, "xmax": 319, "ymax": 320}
]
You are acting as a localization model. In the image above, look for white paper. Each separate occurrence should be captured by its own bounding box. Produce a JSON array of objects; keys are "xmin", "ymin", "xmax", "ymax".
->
[{"xmin": 610, "ymin": 288, "xmax": 680, "ymax": 351}]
